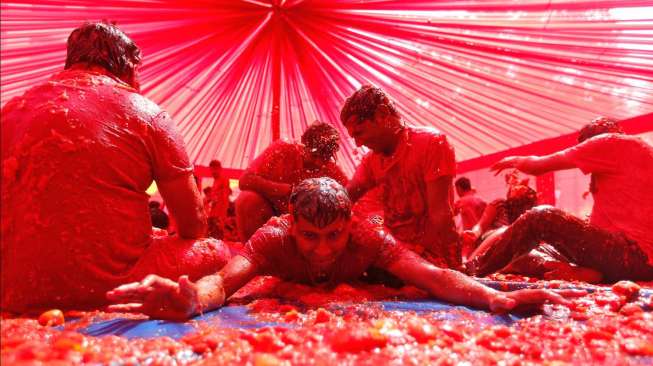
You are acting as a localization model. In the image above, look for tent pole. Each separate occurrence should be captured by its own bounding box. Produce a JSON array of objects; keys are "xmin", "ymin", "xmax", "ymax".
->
[{"xmin": 271, "ymin": 4, "xmax": 282, "ymax": 141}]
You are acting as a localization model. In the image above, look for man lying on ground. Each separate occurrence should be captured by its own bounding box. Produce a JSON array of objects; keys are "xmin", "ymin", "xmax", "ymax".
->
[{"xmin": 107, "ymin": 177, "xmax": 583, "ymax": 320}]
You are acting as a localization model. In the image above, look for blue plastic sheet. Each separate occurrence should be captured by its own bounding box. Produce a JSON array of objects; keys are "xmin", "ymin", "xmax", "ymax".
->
[{"xmin": 75, "ymin": 280, "xmax": 652, "ymax": 340}]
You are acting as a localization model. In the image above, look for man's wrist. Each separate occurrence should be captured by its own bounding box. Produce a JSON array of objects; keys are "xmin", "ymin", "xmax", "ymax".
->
[{"xmin": 195, "ymin": 275, "xmax": 226, "ymax": 314}]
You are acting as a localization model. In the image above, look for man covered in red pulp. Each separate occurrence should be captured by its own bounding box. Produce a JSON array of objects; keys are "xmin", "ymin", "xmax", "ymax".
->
[{"xmin": 1, "ymin": 22, "xmax": 230, "ymax": 313}]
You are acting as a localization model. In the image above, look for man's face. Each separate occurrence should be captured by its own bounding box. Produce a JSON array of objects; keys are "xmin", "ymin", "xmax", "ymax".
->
[
  {"xmin": 291, "ymin": 216, "xmax": 351, "ymax": 274},
  {"xmin": 343, "ymin": 114, "xmax": 386, "ymax": 152}
]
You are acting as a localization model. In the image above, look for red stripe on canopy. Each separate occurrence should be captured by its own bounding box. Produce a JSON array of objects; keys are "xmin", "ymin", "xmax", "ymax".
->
[{"xmin": 2, "ymin": 1, "xmax": 652, "ymax": 175}]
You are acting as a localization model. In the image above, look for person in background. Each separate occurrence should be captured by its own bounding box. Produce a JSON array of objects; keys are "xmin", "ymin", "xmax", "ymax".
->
[
  {"xmin": 341, "ymin": 85, "xmax": 460, "ymax": 269},
  {"xmin": 107, "ymin": 178, "xmax": 583, "ymax": 320},
  {"xmin": 454, "ymin": 176, "xmax": 487, "ymax": 232},
  {"xmin": 466, "ymin": 117, "xmax": 653, "ymax": 282},
  {"xmin": 1, "ymin": 22, "xmax": 230, "ymax": 312},
  {"xmin": 207, "ymin": 160, "xmax": 232, "ymax": 239},
  {"xmin": 203, "ymin": 187, "xmax": 213, "ymax": 214},
  {"xmin": 149, "ymin": 201, "xmax": 170, "ymax": 230},
  {"xmin": 235, "ymin": 120, "xmax": 348, "ymax": 241}
]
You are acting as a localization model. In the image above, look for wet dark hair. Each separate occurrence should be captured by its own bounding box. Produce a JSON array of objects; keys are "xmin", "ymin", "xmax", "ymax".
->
[
  {"xmin": 209, "ymin": 160, "xmax": 222, "ymax": 168},
  {"xmin": 577, "ymin": 117, "xmax": 623, "ymax": 143},
  {"xmin": 455, "ymin": 177, "xmax": 471, "ymax": 192},
  {"xmin": 203, "ymin": 187, "xmax": 212, "ymax": 195},
  {"xmin": 340, "ymin": 85, "xmax": 400, "ymax": 125},
  {"xmin": 65, "ymin": 22, "xmax": 141, "ymax": 80},
  {"xmin": 301, "ymin": 121, "xmax": 340, "ymax": 161},
  {"xmin": 149, "ymin": 201, "xmax": 169, "ymax": 229},
  {"xmin": 505, "ymin": 186, "xmax": 538, "ymax": 223},
  {"xmin": 289, "ymin": 177, "xmax": 352, "ymax": 228}
]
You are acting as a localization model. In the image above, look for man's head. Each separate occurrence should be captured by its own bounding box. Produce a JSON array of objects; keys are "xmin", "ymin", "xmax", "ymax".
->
[
  {"xmin": 340, "ymin": 85, "xmax": 403, "ymax": 153},
  {"xmin": 577, "ymin": 117, "xmax": 623, "ymax": 143},
  {"xmin": 289, "ymin": 177, "xmax": 352, "ymax": 275},
  {"xmin": 505, "ymin": 185, "xmax": 537, "ymax": 223},
  {"xmin": 301, "ymin": 121, "xmax": 341, "ymax": 168},
  {"xmin": 203, "ymin": 187, "xmax": 212, "ymax": 196},
  {"xmin": 65, "ymin": 22, "xmax": 142, "ymax": 90},
  {"xmin": 148, "ymin": 200, "xmax": 161, "ymax": 209},
  {"xmin": 455, "ymin": 177, "xmax": 472, "ymax": 197},
  {"xmin": 209, "ymin": 160, "xmax": 222, "ymax": 178}
]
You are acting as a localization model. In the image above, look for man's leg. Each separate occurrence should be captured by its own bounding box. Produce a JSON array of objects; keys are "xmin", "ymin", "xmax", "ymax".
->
[
  {"xmin": 466, "ymin": 205, "xmax": 653, "ymax": 281},
  {"xmin": 128, "ymin": 236, "xmax": 232, "ymax": 282},
  {"xmin": 234, "ymin": 191, "xmax": 276, "ymax": 242}
]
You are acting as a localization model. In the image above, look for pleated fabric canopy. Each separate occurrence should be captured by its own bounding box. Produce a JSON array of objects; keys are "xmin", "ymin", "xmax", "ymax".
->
[{"xmin": 2, "ymin": 0, "xmax": 653, "ymax": 174}]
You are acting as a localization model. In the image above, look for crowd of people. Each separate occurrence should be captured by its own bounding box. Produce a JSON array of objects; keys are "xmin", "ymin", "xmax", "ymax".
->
[{"xmin": 2, "ymin": 22, "xmax": 652, "ymax": 319}]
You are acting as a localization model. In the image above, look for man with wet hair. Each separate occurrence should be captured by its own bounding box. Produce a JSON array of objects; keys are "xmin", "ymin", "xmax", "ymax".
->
[
  {"xmin": 341, "ymin": 85, "xmax": 460, "ymax": 269},
  {"xmin": 454, "ymin": 176, "xmax": 487, "ymax": 231},
  {"xmin": 466, "ymin": 117, "xmax": 653, "ymax": 281},
  {"xmin": 107, "ymin": 177, "xmax": 583, "ymax": 320},
  {"xmin": 235, "ymin": 120, "xmax": 348, "ymax": 241},
  {"xmin": 1, "ymin": 22, "xmax": 230, "ymax": 312}
]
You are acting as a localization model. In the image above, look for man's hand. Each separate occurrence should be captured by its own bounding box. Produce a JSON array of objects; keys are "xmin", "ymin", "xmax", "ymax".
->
[
  {"xmin": 488, "ymin": 288, "xmax": 586, "ymax": 313},
  {"xmin": 490, "ymin": 156, "xmax": 531, "ymax": 176},
  {"xmin": 106, "ymin": 274, "xmax": 210, "ymax": 321}
]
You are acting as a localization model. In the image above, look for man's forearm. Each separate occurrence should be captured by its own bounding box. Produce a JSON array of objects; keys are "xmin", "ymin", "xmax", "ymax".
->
[
  {"xmin": 239, "ymin": 173, "xmax": 291, "ymax": 198},
  {"xmin": 428, "ymin": 268, "xmax": 499, "ymax": 309},
  {"xmin": 520, "ymin": 154, "xmax": 576, "ymax": 176},
  {"xmin": 391, "ymin": 256, "xmax": 499, "ymax": 310}
]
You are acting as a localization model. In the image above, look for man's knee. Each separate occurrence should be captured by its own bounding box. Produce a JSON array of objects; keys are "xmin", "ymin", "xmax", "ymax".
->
[
  {"xmin": 235, "ymin": 191, "xmax": 272, "ymax": 215},
  {"xmin": 520, "ymin": 205, "xmax": 561, "ymax": 221},
  {"xmin": 235, "ymin": 191, "xmax": 275, "ymax": 241}
]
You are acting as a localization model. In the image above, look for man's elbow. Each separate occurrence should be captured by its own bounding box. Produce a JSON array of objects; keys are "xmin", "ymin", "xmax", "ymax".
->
[{"xmin": 238, "ymin": 172, "xmax": 256, "ymax": 191}]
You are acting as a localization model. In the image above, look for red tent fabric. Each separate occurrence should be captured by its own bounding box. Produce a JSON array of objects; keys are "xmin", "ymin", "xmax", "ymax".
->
[{"xmin": 2, "ymin": 1, "xmax": 652, "ymax": 174}]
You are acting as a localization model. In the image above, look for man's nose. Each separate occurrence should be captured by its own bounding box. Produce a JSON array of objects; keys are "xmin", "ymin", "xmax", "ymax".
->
[{"xmin": 314, "ymin": 241, "xmax": 332, "ymax": 257}]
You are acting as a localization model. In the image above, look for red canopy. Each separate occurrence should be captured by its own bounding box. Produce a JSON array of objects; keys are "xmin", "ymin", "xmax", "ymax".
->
[{"xmin": 2, "ymin": 1, "xmax": 652, "ymax": 174}]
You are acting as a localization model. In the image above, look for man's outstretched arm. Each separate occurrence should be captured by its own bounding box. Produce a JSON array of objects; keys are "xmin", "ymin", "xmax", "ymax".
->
[
  {"xmin": 491, "ymin": 151, "xmax": 576, "ymax": 177},
  {"xmin": 106, "ymin": 255, "xmax": 259, "ymax": 320},
  {"xmin": 385, "ymin": 250, "xmax": 584, "ymax": 312}
]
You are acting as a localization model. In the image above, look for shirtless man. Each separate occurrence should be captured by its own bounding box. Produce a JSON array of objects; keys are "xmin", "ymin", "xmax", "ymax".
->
[
  {"xmin": 341, "ymin": 85, "xmax": 460, "ymax": 269},
  {"xmin": 1, "ymin": 22, "xmax": 230, "ymax": 312},
  {"xmin": 466, "ymin": 117, "xmax": 653, "ymax": 282},
  {"xmin": 235, "ymin": 120, "xmax": 348, "ymax": 241},
  {"xmin": 107, "ymin": 178, "xmax": 582, "ymax": 320}
]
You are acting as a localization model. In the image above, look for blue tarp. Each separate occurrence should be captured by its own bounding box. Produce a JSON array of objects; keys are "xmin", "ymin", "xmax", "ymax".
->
[{"xmin": 74, "ymin": 280, "xmax": 652, "ymax": 340}]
